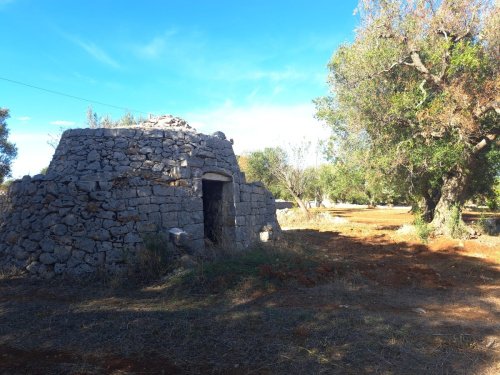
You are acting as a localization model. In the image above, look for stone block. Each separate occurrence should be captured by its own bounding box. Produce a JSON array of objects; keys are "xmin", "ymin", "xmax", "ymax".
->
[
  {"xmin": 137, "ymin": 222, "xmax": 158, "ymax": 232},
  {"xmin": 69, "ymin": 263, "xmax": 94, "ymax": 276},
  {"xmin": 90, "ymin": 229, "xmax": 111, "ymax": 241},
  {"xmin": 110, "ymin": 226, "xmax": 129, "ymax": 236},
  {"xmin": 106, "ymin": 248, "xmax": 124, "ymax": 263},
  {"xmin": 124, "ymin": 232, "xmax": 142, "ymax": 243},
  {"xmin": 84, "ymin": 252, "xmax": 105, "ymax": 266},
  {"xmin": 183, "ymin": 223, "xmax": 204, "ymax": 240},
  {"xmin": 152, "ymin": 185, "xmax": 175, "ymax": 196},
  {"xmin": 14, "ymin": 247, "xmax": 28, "ymax": 260},
  {"xmin": 52, "ymin": 223, "xmax": 67, "ymax": 236},
  {"xmin": 39, "ymin": 252, "xmax": 57, "ymax": 265},
  {"xmin": 40, "ymin": 238, "xmax": 55, "ymax": 253},
  {"xmin": 191, "ymin": 210, "xmax": 204, "ymax": 224},
  {"xmin": 76, "ymin": 181, "xmax": 96, "ymax": 192},
  {"xmin": 74, "ymin": 238, "xmax": 95, "ymax": 253},
  {"xmin": 54, "ymin": 246, "xmax": 72, "ymax": 262},
  {"xmin": 54, "ymin": 263, "xmax": 66, "ymax": 275},
  {"xmin": 137, "ymin": 186, "xmax": 152, "ymax": 197}
]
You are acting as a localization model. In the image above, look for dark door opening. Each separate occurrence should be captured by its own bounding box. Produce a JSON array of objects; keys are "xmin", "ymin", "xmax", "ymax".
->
[{"xmin": 202, "ymin": 180, "xmax": 224, "ymax": 244}]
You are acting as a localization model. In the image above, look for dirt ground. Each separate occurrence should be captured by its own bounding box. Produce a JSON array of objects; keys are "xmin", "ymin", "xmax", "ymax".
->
[{"xmin": 0, "ymin": 207, "xmax": 499, "ymax": 374}]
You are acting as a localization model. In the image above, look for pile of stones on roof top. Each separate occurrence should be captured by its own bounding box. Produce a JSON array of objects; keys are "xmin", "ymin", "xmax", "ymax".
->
[{"xmin": 138, "ymin": 115, "xmax": 193, "ymax": 130}]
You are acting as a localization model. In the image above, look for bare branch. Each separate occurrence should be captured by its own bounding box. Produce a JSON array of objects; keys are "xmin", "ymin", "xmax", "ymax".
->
[
  {"xmin": 381, "ymin": 60, "xmax": 404, "ymax": 74},
  {"xmin": 408, "ymin": 51, "xmax": 442, "ymax": 85},
  {"xmin": 437, "ymin": 28, "xmax": 449, "ymax": 41},
  {"xmin": 416, "ymin": 80, "xmax": 428, "ymax": 108}
]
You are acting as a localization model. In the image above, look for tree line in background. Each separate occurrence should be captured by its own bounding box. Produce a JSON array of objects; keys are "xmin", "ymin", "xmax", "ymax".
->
[{"xmin": 239, "ymin": 142, "xmax": 499, "ymax": 214}]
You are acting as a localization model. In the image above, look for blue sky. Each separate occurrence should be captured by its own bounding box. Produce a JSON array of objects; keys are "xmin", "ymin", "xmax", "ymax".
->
[{"xmin": 1, "ymin": 0, "xmax": 358, "ymax": 178}]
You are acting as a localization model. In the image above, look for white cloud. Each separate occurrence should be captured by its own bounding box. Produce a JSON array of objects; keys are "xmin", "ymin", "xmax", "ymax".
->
[
  {"xmin": 16, "ymin": 116, "xmax": 31, "ymax": 121},
  {"xmin": 139, "ymin": 37, "xmax": 165, "ymax": 58},
  {"xmin": 50, "ymin": 120, "xmax": 75, "ymax": 127},
  {"xmin": 63, "ymin": 34, "xmax": 120, "ymax": 68},
  {"xmin": 186, "ymin": 102, "xmax": 330, "ymax": 165},
  {"xmin": 132, "ymin": 28, "xmax": 179, "ymax": 59},
  {"xmin": 9, "ymin": 132, "xmax": 54, "ymax": 179}
]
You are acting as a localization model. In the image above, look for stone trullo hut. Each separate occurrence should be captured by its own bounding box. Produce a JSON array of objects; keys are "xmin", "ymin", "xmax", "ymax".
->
[{"xmin": 0, "ymin": 115, "xmax": 280, "ymax": 278}]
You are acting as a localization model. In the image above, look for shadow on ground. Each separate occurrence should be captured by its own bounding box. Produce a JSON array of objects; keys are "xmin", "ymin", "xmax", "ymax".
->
[{"xmin": 0, "ymin": 229, "xmax": 498, "ymax": 374}]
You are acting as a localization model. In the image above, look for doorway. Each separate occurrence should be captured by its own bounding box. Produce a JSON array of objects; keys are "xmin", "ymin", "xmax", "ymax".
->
[{"xmin": 202, "ymin": 174, "xmax": 235, "ymax": 245}]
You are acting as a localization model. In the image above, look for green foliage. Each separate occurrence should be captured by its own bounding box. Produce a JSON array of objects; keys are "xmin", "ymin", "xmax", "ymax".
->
[
  {"xmin": 448, "ymin": 41, "xmax": 483, "ymax": 76},
  {"xmin": 317, "ymin": 130, "xmax": 409, "ymax": 205},
  {"xmin": 476, "ymin": 212, "xmax": 491, "ymax": 235},
  {"xmin": 485, "ymin": 178, "xmax": 500, "ymax": 210},
  {"xmin": 179, "ymin": 244, "xmax": 317, "ymax": 293},
  {"xmin": 135, "ymin": 233, "xmax": 174, "ymax": 280},
  {"xmin": 240, "ymin": 148, "xmax": 290, "ymax": 199},
  {"xmin": 469, "ymin": 147, "xmax": 500, "ymax": 207},
  {"xmin": 0, "ymin": 109, "xmax": 17, "ymax": 184},
  {"xmin": 413, "ymin": 213, "xmax": 433, "ymax": 244},
  {"xmin": 316, "ymin": 0, "xmax": 499, "ymax": 222},
  {"xmin": 242, "ymin": 145, "xmax": 312, "ymax": 212},
  {"xmin": 448, "ymin": 204, "xmax": 468, "ymax": 239},
  {"xmin": 0, "ymin": 179, "xmax": 12, "ymax": 194}
]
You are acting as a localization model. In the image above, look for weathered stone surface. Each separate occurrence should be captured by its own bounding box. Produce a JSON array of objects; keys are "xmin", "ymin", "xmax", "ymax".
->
[
  {"xmin": 14, "ymin": 247, "xmax": 29, "ymax": 260},
  {"xmin": 52, "ymin": 224, "xmax": 67, "ymax": 236},
  {"xmin": 54, "ymin": 263, "xmax": 66, "ymax": 275},
  {"xmin": 0, "ymin": 115, "xmax": 280, "ymax": 278},
  {"xmin": 106, "ymin": 248, "xmax": 124, "ymax": 263},
  {"xmin": 74, "ymin": 238, "xmax": 96, "ymax": 253},
  {"xmin": 54, "ymin": 246, "xmax": 71, "ymax": 262},
  {"xmin": 39, "ymin": 252, "xmax": 57, "ymax": 265},
  {"xmin": 70, "ymin": 263, "xmax": 93, "ymax": 276}
]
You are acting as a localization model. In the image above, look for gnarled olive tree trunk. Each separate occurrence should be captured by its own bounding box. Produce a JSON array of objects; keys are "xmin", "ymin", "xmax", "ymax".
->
[
  {"xmin": 420, "ymin": 188, "xmax": 441, "ymax": 223},
  {"xmin": 431, "ymin": 167, "xmax": 469, "ymax": 236},
  {"xmin": 430, "ymin": 135, "xmax": 496, "ymax": 236}
]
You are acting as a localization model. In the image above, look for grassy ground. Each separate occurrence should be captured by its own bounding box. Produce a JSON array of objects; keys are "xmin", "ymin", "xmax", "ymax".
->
[{"xmin": 0, "ymin": 207, "xmax": 499, "ymax": 374}]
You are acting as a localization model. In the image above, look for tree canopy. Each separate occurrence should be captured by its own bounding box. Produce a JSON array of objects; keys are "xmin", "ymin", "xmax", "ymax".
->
[
  {"xmin": 316, "ymin": 0, "xmax": 499, "ymax": 233},
  {"xmin": 0, "ymin": 109, "xmax": 18, "ymax": 184},
  {"xmin": 239, "ymin": 146, "xmax": 312, "ymax": 213}
]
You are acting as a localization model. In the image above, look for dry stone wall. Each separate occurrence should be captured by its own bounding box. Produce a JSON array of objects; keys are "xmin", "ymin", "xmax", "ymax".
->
[{"xmin": 0, "ymin": 121, "xmax": 279, "ymax": 278}]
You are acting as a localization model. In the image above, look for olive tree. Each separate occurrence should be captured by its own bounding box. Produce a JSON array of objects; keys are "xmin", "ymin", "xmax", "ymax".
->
[
  {"xmin": 244, "ymin": 145, "xmax": 313, "ymax": 214},
  {"xmin": 0, "ymin": 108, "xmax": 17, "ymax": 184},
  {"xmin": 316, "ymin": 0, "xmax": 499, "ymax": 234}
]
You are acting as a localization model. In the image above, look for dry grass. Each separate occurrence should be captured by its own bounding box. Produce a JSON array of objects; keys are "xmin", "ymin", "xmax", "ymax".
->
[{"xmin": 0, "ymin": 207, "xmax": 499, "ymax": 374}]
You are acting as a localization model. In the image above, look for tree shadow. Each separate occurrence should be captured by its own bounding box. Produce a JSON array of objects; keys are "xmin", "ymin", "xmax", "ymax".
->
[{"xmin": 0, "ymin": 228, "xmax": 498, "ymax": 374}]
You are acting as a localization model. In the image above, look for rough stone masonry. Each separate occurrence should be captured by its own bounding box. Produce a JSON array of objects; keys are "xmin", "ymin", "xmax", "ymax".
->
[{"xmin": 0, "ymin": 115, "xmax": 280, "ymax": 278}]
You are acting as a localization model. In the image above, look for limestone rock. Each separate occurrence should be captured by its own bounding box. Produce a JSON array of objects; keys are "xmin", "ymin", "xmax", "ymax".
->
[{"xmin": 39, "ymin": 253, "xmax": 57, "ymax": 265}]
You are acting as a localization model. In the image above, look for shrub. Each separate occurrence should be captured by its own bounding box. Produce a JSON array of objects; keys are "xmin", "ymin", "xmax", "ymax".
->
[
  {"xmin": 448, "ymin": 204, "xmax": 469, "ymax": 239},
  {"xmin": 135, "ymin": 233, "xmax": 174, "ymax": 281},
  {"xmin": 414, "ymin": 213, "xmax": 432, "ymax": 243}
]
